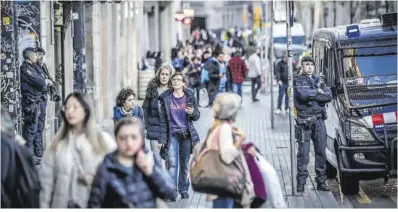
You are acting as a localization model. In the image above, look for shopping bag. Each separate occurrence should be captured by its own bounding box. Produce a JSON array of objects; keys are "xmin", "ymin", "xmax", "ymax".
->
[
  {"xmin": 254, "ymin": 152, "xmax": 287, "ymax": 208},
  {"xmin": 198, "ymin": 87, "xmax": 209, "ymax": 107}
]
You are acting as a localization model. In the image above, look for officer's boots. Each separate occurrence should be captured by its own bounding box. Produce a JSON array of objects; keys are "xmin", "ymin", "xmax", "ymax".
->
[
  {"xmin": 297, "ymin": 184, "xmax": 305, "ymax": 193},
  {"xmin": 317, "ymin": 182, "xmax": 331, "ymax": 191}
]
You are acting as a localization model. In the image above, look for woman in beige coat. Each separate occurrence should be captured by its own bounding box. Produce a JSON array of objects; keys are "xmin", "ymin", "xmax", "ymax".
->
[
  {"xmin": 206, "ymin": 93, "xmax": 254, "ymax": 208},
  {"xmin": 39, "ymin": 92, "xmax": 116, "ymax": 208}
]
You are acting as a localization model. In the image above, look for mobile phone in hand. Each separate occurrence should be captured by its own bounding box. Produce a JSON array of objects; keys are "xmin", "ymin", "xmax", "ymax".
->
[{"xmin": 187, "ymin": 103, "xmax": 193, "ymax": 108}]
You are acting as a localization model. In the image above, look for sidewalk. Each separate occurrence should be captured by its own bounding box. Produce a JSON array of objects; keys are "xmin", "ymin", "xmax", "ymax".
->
[{"xmin": 100, "ymin": 83, "xmax": 341, "ymax": 208}]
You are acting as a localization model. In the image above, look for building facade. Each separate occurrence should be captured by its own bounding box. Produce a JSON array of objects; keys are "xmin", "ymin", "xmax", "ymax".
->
[{"xmin": 1, "ymin": 0, "xmax": 177, "ymax": 148}]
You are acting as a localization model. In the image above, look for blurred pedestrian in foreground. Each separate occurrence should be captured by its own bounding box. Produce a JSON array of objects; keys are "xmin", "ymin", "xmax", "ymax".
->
[
  {"xmin": 88, "ymin": 118, "xmax": 176, "ymax": 208},
  {"xmin": 1, "ymin": 108, "xmax": 40, "ymax": 208},
  {"xmin": 39, "ymin": 92, "xmax": 116, "ymax": 208},
  {"xmin": 204, "ymin": 93, "xmax": 254, "ymax": 208},
  {"xmin": 113, "ymin": 87, "xmax": 144, "ymax": 123},
  {"xmin": 158, "ymin": 72, "xmax": 200, "ymax": 201}
]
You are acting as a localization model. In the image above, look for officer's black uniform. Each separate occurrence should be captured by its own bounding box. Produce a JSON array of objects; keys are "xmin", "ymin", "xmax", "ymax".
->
[
  {"xmin": 20, "ymin": 47, "xmax": 47, "ymax": 165},
  {"xmin": 294, "ymin": 56, "xmax": 333, "ymax": 192}
]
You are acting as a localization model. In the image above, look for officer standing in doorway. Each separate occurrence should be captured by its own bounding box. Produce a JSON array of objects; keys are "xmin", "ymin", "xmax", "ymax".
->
[
  {"xmin": 293, "ymin": 56, "xmax": 332, "ymax": 192},
  {"xmin": 20, "ymin": 47, "xmax": 52, "ymax": 165}
]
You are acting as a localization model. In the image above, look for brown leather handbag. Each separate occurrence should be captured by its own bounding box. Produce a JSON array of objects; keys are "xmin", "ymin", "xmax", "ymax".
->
[{"xmin": 190, "ymin": 128, "xmax": 247, "ymax": 199}]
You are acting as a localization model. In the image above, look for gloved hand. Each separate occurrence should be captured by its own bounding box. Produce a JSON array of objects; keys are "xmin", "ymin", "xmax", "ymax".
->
[{"xmin": 317, "ymin": 74, "xmax": 326, "ymax": 89}]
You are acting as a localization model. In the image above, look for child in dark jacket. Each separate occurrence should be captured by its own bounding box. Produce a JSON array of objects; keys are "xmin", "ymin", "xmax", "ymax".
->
[
  {"xmin": 88, "ymin": 118, "xmax": 176, "ymax": 208},
  {"xmin": 113, "ymin": 88, "xmax": 144, "ymax": 122}
]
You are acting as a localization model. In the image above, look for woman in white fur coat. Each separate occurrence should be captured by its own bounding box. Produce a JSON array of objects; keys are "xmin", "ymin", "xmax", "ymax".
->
[{"xmin": 39, "ymin": 92, "xmax": 116, "ymax": 208}]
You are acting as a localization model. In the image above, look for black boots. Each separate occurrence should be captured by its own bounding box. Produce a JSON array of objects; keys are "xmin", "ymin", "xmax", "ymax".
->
[
  {"xmin": 297, "ymin": 182, "xmax": 330, "ymax": 192},
  {"xmin": 297, "ymin": 184, "xmax": 305, "ymax": 192},
  {"xmin": 317, "ymin": 182, "xmax": 331, "ymax": 191}
]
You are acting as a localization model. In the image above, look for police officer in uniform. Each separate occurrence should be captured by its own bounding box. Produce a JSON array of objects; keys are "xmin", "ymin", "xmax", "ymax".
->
[
  {"xmin": 34, "ymin": 47, "xmax": 55, "ymax": 165},
  {"xmin": 294, "ymin": 56, "xmax": 332, "ymax": 192},
  {"xmin": 20, "ymin": 47, "xmax": 52, "ymax": 165}
]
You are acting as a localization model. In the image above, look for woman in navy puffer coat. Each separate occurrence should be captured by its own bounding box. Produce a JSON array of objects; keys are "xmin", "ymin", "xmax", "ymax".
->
[
  {"xmin": 87, "ymin": 118, "xmax": 175, "ymax": 208},
  {"xmin": 142, "ymin": 65, "xmax": 173, "ymax": 152}
]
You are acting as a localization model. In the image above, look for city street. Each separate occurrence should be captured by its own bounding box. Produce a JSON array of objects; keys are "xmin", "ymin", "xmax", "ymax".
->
[{"xmin": 1, "ymin": 0, "xmax": 397, "ymax": 209}]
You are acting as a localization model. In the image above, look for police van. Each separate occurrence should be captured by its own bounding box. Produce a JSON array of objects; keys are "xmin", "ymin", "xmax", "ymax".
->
[{"xmin": 311, "ymin": 13, "xmax": 397, "ymax": 195}]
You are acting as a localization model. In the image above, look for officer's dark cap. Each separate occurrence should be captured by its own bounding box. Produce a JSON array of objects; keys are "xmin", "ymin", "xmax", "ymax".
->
[
  {"xmin": 22, "ymin": 47, "xmax": 36, "ymax": 59},
  {"xmin": 301, "ymin": 56, "xmax": 315, "ymax": 64},
  {"xmin": 36, "ymin": 47, "xmax": 45, "ymax": 54}
]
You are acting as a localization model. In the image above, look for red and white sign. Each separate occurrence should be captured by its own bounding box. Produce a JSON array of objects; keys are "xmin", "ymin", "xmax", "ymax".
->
[{"xmin": 359, "ymin": 112, "xmax": 398, "ymax": 128}]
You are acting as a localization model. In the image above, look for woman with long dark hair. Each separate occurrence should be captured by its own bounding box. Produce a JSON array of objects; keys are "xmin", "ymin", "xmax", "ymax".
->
[
  {"xmin": 142, "ymin": 64, "xmax": 173, "ymax": 153},
  {"xmin": 39, "ymin": 92, "xmax": 116, "ymax": 208}
]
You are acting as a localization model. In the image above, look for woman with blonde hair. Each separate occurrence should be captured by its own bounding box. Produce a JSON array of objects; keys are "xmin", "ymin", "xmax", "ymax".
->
[{"xmin": 39, "ymin": 92, "xmax": 116, "ymax": 208}]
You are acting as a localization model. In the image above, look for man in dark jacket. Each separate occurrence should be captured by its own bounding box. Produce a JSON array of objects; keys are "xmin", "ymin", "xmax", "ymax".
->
[
  {"xmin": 202, "ymin": 51, "xmax": 221, "ymax": 107},
  {"xmin": 275, "ymin": 52, "xmax": 289, "ymax": 114},
  {"xmin": 158, "ymin": 73, "xmax": 200, "ymax": 200},
  {"xmin": 20, "ymin": 47, "xmax": 52, "ymax": 165},
  {"xmin": 294, "ymin": 56, "xmax": 332, "ymax": 193}
]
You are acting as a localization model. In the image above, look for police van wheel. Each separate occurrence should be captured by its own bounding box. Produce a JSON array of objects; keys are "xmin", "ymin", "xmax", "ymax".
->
[
  {"xmin": 340, "ymin": 173, "xmax": 359, "ymax": 195},
  {"xmin": 326, "ymin": 161, "xmax": 337, "ymax": 179}
]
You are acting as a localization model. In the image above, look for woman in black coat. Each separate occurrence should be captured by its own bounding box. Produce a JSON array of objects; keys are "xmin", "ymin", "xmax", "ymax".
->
[{"xmin": 142, "ymin": 65, "xmax": 173, "ymax": 153}]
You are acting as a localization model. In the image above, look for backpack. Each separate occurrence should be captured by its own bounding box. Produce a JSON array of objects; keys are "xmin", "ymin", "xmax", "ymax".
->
[{"xmin": 8, "ymin": 141, "xmax": 40, "ymax": 208}]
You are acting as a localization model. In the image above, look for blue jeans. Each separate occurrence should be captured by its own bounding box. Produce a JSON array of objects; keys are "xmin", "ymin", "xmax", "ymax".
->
[
  {"xmin": 166, "ymin": 135, "xmax": 192, "ymax": 194},
  {"xmin": 213, "ymin": 197, "xmax": 234, "ymax": 208},
  {"xmin": 232, "ymin": 83, "xmax": 243, "ymax": 97},
  {"xmin": 277, "ymin": 83, "xmax": 288, "ymax": 110}
]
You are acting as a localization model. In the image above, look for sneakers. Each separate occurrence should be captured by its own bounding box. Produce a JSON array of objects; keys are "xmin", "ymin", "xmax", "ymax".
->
[
  {"xmin": 297, "ymin": 184, "xmax": 305, "ymax": 192},
  {"xmin": 181, "ymin": 193, "xmax": 189, "ymax": 199},
  {"xmin": 252, "ymin": 98, "xmax": 260, "ymax": 102},
  {"xmin": 317, "ymin": 182, "xmax": 331, "ymax": 191},
  {"xmin": 274, "ymin": 109, "xmax": 281, "ymax": 114}
]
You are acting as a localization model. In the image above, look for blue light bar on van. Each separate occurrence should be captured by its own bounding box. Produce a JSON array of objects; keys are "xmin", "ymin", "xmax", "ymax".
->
[{"xmin": 346, "ymin": 25, "xmax": 360, "ymax": 38}]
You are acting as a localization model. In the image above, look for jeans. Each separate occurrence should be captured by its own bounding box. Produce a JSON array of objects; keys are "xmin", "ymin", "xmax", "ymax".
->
[
  {"xmin": 213, "ymin": 197, "xmax": 234, "ymax": 208},
  {"xmin": 232, "ymin": 83, "xmax": 243, "ymax": 97},
  {"xmin": 166, "ymin": 135, "xmax": 192, "ymax": 194},
  {"xmin": 251, "ymin": 76, "xmax": 261, "ymax": 100},
  {"xmin": 194, "ymin": 86, "xmax": 200, "ymax": 104},
  {"xmin": 277, "ymin": 82, "xmax": 288, "ymax": 110}
]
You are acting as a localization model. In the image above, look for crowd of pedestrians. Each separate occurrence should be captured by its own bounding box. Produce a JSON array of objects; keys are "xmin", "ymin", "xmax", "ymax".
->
[{"xmin": 171, "ymin": 38, "xmax": 265, "ymax": 107}]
